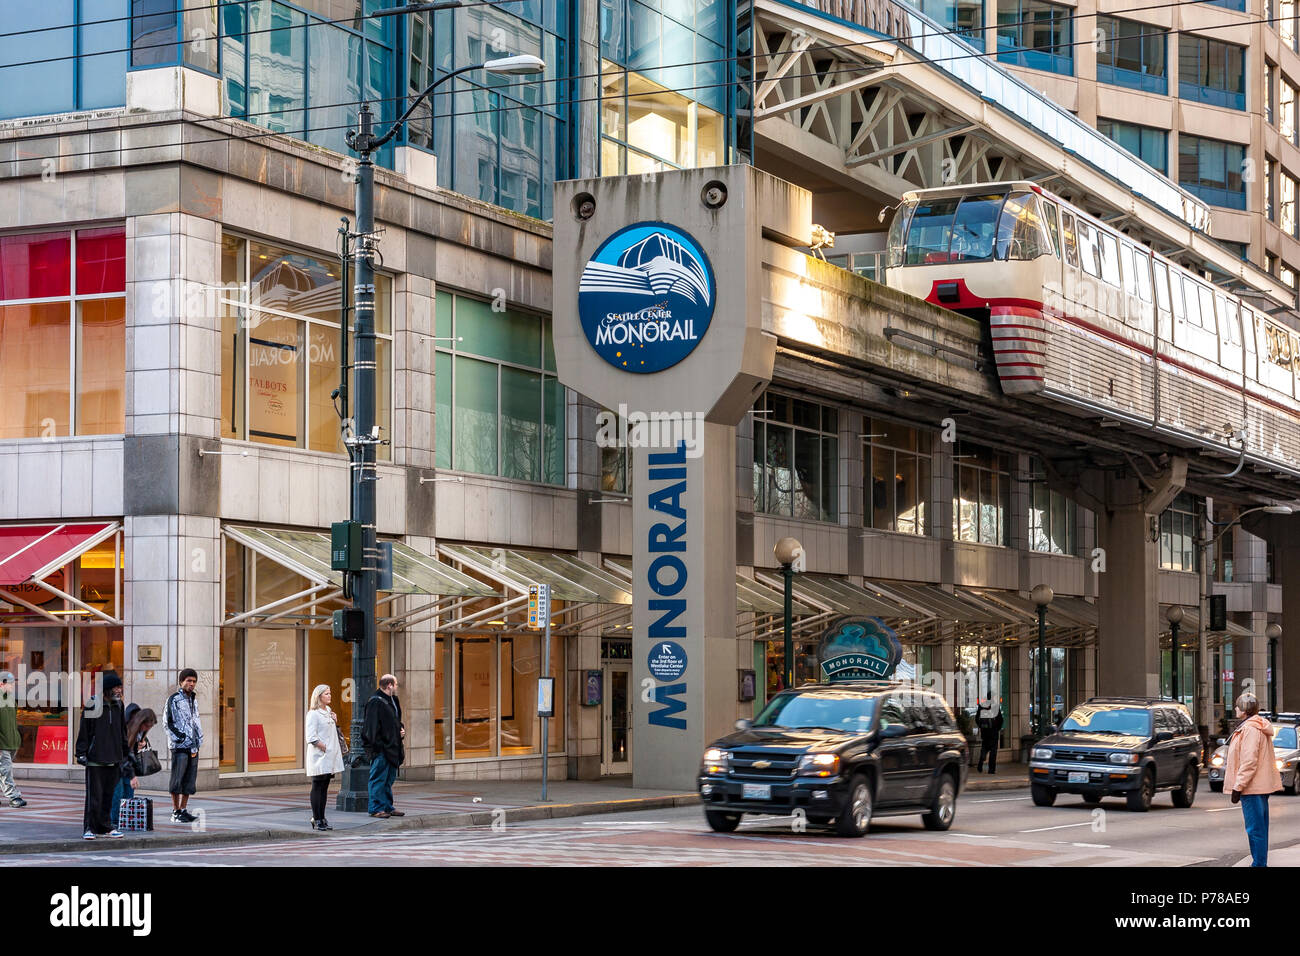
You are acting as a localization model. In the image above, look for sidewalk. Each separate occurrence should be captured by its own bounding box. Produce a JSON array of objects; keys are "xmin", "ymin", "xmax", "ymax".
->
[{"xmin": 0, "ymin": 762, "xmax": 1027, "ymax": 855}]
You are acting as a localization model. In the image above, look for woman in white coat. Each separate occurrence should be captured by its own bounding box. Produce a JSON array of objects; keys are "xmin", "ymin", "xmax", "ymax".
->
[{"xmin": 306, "ymin": 684, "xmax": 345, "ymax": 831}]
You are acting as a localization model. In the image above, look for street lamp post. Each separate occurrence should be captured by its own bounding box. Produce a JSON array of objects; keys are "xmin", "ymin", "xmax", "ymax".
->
[
  {"xmin": 1031, "ymin": 584, "xmax": 1053, "ymax": 738},
  {"xmin": 774, "ymin": 537, "xmax": 803, "ymax": 689},
  {"xmin": 1267, "ymin": 622, "xmax": 1283, "ymax": 716},
  {"xmin": 1166, "ymin": 605, "xmax": 1184, "ymax": 705},
  {"xmin": 1194, "ymin": 504, "xmax": 1293, "ymax": 747},
  {"xmin": 333, "ymin": 30, "xmax": 545, "ymax": 811}
]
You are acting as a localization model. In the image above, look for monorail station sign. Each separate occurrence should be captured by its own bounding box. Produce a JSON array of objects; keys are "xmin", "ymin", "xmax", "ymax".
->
[{"xmin": 554, "ymin": 166, "xmax": 811, "ymax": 788}]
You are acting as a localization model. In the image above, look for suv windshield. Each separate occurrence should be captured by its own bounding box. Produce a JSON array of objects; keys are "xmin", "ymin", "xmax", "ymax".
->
[
  {"xmin": 1274, "ymin": 726, "xmax": 1298, "ymax": 749},
  {"xmin": 1061, "ymin": 705, "xmax": 1152, "ymax": 737},
  {"xmin": 755, "ymin": 690, "xmax": 877, "ymax": 733}
]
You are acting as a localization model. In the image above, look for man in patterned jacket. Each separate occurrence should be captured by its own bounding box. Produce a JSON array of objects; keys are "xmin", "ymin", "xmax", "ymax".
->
[{"xmin": 165, "ymin": 668, "xmax": 203, "ymax": 824}]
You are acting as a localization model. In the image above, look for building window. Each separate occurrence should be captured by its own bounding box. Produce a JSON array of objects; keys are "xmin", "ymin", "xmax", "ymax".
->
[
  {"xmin": 997, "ymin": 0, "xmax": 1074, "ymax": 76},
  {"xmin": 0, "ymin": 227, "xmax": 126, "ymax": 439},
  {"xmin": 1281, "ymin": 0, "xmax": 1299, "ymax": 51},
  {"xmin": 864, "ymin": 419, "xmax": 931, "ymax": 535},
  {"xmin": 2, "ymin": 2, "xmax": 131, "ymax": 119},
  {"xmin": 599, "ymin": 408, "xmax": 630, "ymax": 494},
  {"xmin": 1267, "ymin": 252, "xmax": 1278, "ymax": 276},
  {"xmin": 1283, "ymin": 172, "xmax": 1297, "ymax": 237},
  {"xmin": 752, "ymin": 391, "xmax": 839, "ymax": 522},
  {"xmin": 1096, "ymin": 17, "xmax": 1167, "ymax": 94},
  {"xmin": 1159, "ymin": 493, "xmax": 1201, "ymax": 572},
  {"xmin": 434, "ymin": 291, "xmax": 565, "ymax": 485},
  {"xmin": 1204, "ymin": 0, "xmax": 1246, "ymax": 9},
  {"xmin": 1267, "ymin": 158, "xmax": 1276, "ymax": 221},
  {"xmin": 1267, "ymin": 64, "xmax": 1277, "ymax": 125},
  {"xmin": 1178, "ymin": 37, "xmax": 1246, "ymax": 111},
  {"xmin": 1283, "ymin": 263, "xmax": 1298, "ymax": 288},
  {"xmin": 1282, "ymin": 78, "xmax": 1297, "ymax": 146},
  {"xmin": 902, "ymin": 0, "xmax": 984, "ymax": 41},
  {"xmin": 1178, "ymin": 134, "xmax": 1246, "ymax": 210},
  {"xmin": 220, "ymin": 235, "xmax": 393, "ymax": 458},
  {"xmin": 1097, "ymin": 118, "xmax": 1167, "ymax": 173},
  {"xmin": 1028, "ymin": 462, "xmax": 1077, "ymax": 555},
  {"xmin": 952, "ymin": 442, "xmax": 1011, "ymax": 546},
  {"xmin": 600, "ymin": 63, "xmax": 726, "ymax": 175}
]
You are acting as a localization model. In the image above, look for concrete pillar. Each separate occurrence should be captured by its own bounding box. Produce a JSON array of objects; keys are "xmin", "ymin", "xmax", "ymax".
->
[
  {"xmin": 1277, "ymin": 533, "xmax": 1300, "ymax": 711},
  {"xmin": 1096, "ymin": 476, "xmax": 1162, "ymax": 698}
]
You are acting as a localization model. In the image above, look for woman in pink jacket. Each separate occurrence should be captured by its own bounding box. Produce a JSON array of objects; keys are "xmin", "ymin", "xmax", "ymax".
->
[{"xmin": 1223, "ymin": 692, "xmax": 1283, "ymax": 867}]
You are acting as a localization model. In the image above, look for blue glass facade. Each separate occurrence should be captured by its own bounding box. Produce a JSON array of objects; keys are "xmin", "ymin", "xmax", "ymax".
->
[
  {"xmin": 997, "ymin": 0, "xmax": 1073, "ymax": 76},
  {"xmin": 1097, "ymin": 118, "xmax": 1167, "ymax": 175},
  {"xmin": 0, "ymin": 2, "xmax": 130, "ymax": 120}
]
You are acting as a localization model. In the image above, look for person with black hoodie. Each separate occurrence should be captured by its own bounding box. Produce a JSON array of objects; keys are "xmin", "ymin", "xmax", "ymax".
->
[
  {"xmin": 361, "ymin": 674, "xmax": 405, "ymax": 818},
  {"xmin": 74, "ymin": 671, "xmax": 130, "ymax": 839}
]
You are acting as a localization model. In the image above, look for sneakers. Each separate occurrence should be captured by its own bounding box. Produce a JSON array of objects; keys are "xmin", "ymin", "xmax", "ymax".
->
[
  {"xmin": 107, "ymin": 829, "xmax": 124, "ymax": 838},
  {"xmin": 9, "ymin": 797, "xmax": 25, "ymax": 808},
  {"xmin": 317, "ymin": 818, "xmax": 333, "ymax": 831},
  {"xmin": 171, "ymin": 809, "xmax": 197, "ymax": 824},
  {"xmin": 83, "ymin": 831, "xmax": 95, "ymax": 841}
]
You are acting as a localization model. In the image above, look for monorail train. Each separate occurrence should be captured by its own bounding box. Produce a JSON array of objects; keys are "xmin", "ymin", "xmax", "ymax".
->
[{"xmin": 883, "ymin": 181, "xmax": 1300, "ymax": 472}]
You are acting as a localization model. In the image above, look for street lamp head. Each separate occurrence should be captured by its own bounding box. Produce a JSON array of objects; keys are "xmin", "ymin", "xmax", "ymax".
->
[
  {"xmin": 483, "ymin": 54, "xmax": 547, "ymax": 75},
  {"xmin": 1264, "ymin": 505, "xmax": 1295, "ymax": 515},
  {"xmin": 1267, "ymin": 622, "xmax": 1283, "ymax": 640},
  {"xmin": 1030, "ymin": 583, "xmax": 1054, "ymax": 608},
  {"xmin": 774, "ymin": 537, "xmax": 803, "ymax": 567},
  {"xmin": 1165, "ymin": 605, "xmax": 1184, "ymax": 626}
]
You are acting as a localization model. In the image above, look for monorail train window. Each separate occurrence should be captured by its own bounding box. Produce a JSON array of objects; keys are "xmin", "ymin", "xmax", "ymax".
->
[
  {"xmin": 1040, "ymin": 199, "xmax": 1062, "ymax": 256},
  {"xmin": 1167, "ymin": 267, "xmax": 1186, "ymax": 322},
  {"xmin": 1197, "ymin": 285, "xmax": 1217, "ymax": 334},
  {"xmin": 1133, "ymin": 250, "xmax": 1153, "ymax": 302},
  {"xmin": 949, "ymin": 192, "xmax": 1005, "ymax": 261},
  {"xmin": 1098, "ymin": 233, "xmax": 1121, "ymax": 287},
  {"xmin": 1060, "ymin": 213, "xmax": 1080, "ymax": 267},
  {"xmin": 1075, "ymin": 220, "xmax": 1102, "ymax": 277},
  {"xmin": 995, "ymin": 191, "xmax": 1051, "ymax": 260},
  {"xmin": 1152, "ymin": 260, "xmax": 1171, "ymax": 311},
  {"xmin": 1120, "ymin": 243, "xmax": 1139, "ymax": 296},
  {"xmin": 904, "ymin": 197, "xmax": 961, "ymax": 264},
  {"xmin": 1220, "ymin": 296, "xmax": 1241, "ymax": 345},
  {"xmin": 1182, "ymin": 277, "xmax": 1203, "ymax": 328},
  {"xmin": 885, "ymin": 200, "xmax": 916, "ymax": 267}
]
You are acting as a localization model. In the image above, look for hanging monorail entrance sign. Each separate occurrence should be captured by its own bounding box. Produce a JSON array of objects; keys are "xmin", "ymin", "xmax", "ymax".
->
[
  {"xmin": 554, "ymin": 166, "xmax": 810, "ymax": 789},
  {"xmin": 818, "ymin": 617, "xmax": 903, "ymax": 682}
]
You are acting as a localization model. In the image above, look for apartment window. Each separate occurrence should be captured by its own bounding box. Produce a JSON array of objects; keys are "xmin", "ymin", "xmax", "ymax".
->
[
  {"xmin": 1267, "ymin": 253, "xmax": 1278, "ymax": 276},
  {"xmin": 1096, "ymin": 17, "xmax": 1167, "ymax": 94},
  {"xmin": 864, "ymin": 419, "xmax": 932, "ymax": 535},
  {"xmin": 1283, "ymin": 172, "xmax": 1297, "ymax": 237},
  {"xmin": 1267, "ymin": 158, "xmax": 1276, "ymax": 221},
  {"xmin": 221, "ymin": 236, "xmax": 392, "ymax": 458},
  {"xmin": 1267, "ymin": 64, "xmax": 1276, "ymax": 125},
  {"xmin": 1283, "ymin": 263, "xmax": 1299, "ymax": 289},
  {"xmin": 1283, "ymin": 79, "xmax": 1298, "ymax": 146},
  {"xmin": 1159, "ymin": 493, "xmax": 1201, "ymax": 572},
  {"xmin": 1028, "ymin": 462, "xmax": 1077, "ymax": 555},
  {"xmin": 952, "ymin": 443, "xmax": 1011, "ymax": 546},
  {"xmin": 997, "ymin": 0, "xmax": 1073, "ymax": 76},
  {"xmin": 1097, "ymin": 118, "xmax": 1168, "ymax": 174},
  {"xmin": 752, "ymin": 392, "xmax": 839, "ymax": 522},
  {"xmin": 1178, "ymin": 135, "xmax": 1246, "ymax": 210},
  {"xmin": 1179, "ymin": 37, "xmax": 1246, "ymax": 111},
  {"xmin": 0, "ymin": 227, "xmax": 126, "ymax": 438},
  {"xmin": 1282, "ymin": 0, "xmax": 1298, "ymax": 51},
  {"xmin": 434, "ymin": 291, "xmax": 565, "ymax": 485}
]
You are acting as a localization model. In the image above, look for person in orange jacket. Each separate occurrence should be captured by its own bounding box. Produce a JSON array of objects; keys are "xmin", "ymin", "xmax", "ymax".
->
[{"xmin": 1223, "ymin": 692, "xmax": 1283, "ymax": 867}]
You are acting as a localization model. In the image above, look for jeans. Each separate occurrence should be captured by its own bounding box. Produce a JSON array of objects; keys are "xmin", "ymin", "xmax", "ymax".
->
[
  {"xmin": 109, "ymin": 777, "xmax": 135, "ymax": 827},
  {"xmin": 1240, "ymin": 793, "xmax": 1270, "ymax": 867},
  {"xmin": 368, "ymin": 755, "xmax": 398, "ymax": 814},
  {"xmin": 0, "ymin": 750, "xmax": 21, "ymax": 801}
]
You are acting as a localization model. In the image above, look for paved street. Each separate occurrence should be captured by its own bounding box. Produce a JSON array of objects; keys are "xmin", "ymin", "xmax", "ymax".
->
[{"xmin": 8, "ymin": 782, "xmax": 1294, "ymax": 866}]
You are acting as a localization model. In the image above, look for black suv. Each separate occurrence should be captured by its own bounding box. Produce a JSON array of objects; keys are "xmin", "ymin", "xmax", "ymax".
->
[
  {"xmin": 698, "ymin": 681, "xmax": 968, "ymax": 837},
  {"xmin": 1028, "ymin": 697, "xmax": 1201, "ymax": 811}
]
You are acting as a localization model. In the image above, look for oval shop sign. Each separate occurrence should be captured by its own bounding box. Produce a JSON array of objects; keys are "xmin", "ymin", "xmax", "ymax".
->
[{"xmin": 577, "ymin": 222, "xmax": 716, "ymax": 373}]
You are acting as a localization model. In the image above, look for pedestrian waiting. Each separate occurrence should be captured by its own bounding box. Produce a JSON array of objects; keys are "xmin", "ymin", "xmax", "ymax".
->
[
  {"xmin": 306, "ymin": 684, "xmax": 345, "ymax": 831},
  {"xmin": 362, "ymin": 674, "xmax": 405, "ymax": 818},
  {"xmin": 0, "ymin": 671, "xmax": 26, "ymax": 808},
  {"xmin": 165, "ymin": 668, "xmax": 203, "ymax": 824},
  {"xmin": 74, "ymin": 671, "xmax": 130, "ymax": 839},
  {"xmin": 1224, "ymin": 692, "xmax": 1283, "ymax": 867},
  {"xmin": 111, "ymin": 705, "xmax": 158, "ymax": 829}
]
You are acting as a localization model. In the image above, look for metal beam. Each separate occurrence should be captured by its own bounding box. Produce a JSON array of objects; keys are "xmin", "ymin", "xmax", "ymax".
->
[
  {"xmin": 754, "ymin": 31, "xmax": 816, "ymax": 110},
  {"xmin": 754, "ymin": 69, "xmax": 892, "ymax": 121},
  {"xmin": 846, "ymin": 122, "xmax": 977, "ymax": 167}
]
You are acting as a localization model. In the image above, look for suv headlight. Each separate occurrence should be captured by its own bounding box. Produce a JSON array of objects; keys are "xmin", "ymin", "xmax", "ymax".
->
[
  {"xmin": 797, "ymin": 753, "xmax": 840, "ymax": 777},
  {"xmin": 1277, "ymin": 759, "xmax": 1285, "ymax": 772},
  {"xmin": 1211, "ymin": 754, "xmax": 1224, "ymax": 767},
  {"xmin": 702, "ymin": 748, "xmax": 730, "ymax": 774},
  {"xmin": 1109, "ymin": 753, "xmax": 1140, "ymax": 765},
  {"xmin": 1031, "ymin": 747, "xmax": 1053, "ymax": 760}
]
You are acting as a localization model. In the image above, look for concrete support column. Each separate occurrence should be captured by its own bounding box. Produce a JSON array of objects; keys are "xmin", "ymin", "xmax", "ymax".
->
[
  {"xmin": 399, "ymin": 534, "xmax": 437, "ymax": 779},
  {"xmin": 1096, "ymin": 477, "xmax": 1162, "ymax": 698},
  {"xmin": 1277, "ymin": 533, "xmax": 1300, "ymax": 711}
]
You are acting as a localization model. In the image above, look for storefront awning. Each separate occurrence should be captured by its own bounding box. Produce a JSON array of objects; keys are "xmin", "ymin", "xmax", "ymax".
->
[
  {"xmin": 1162, "ymin": 605, "xmax": 1255, "ymax": 649},
  {"xmin": 604, "ymin": 558, "xmax": 818, "ymax": 616},
  {"xmin": 0, "ymin": 522, "xmax": 118, "ymax": 586},
  {"xmin": 749, "ymin": 573, "xmax": 946, "ymax": 644},
  {"xmin": 440, "ymin": 545, "xmax": 633, "ymax": 604},
  {"xmin": 960, "ymin": 588, "xmax": 1098, "ymax": 647}
]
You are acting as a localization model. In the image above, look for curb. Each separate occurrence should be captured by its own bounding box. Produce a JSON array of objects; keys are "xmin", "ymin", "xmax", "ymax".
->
[{"xmin": 0, "ymin": 793, "xmax": 700, "ymax": 856}]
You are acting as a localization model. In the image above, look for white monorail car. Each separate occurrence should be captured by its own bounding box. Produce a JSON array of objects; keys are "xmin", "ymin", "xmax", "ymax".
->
[{"xmin": 883, "ymin": 181, "xmax": 1300, "ymax": 471}]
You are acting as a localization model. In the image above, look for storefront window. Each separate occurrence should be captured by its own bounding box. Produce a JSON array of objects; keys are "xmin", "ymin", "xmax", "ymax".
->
[
  {"xmin": 1028, "ymin": 460, "xmax": 1078, "ymax": 555},
  {"xmin": 434, "ymin": 290, "xmax": 565, "ymax": 485},
  {"xmin": 752, "ymin": 391, "xmax": 839, "ymax": 522},
  {"xmin": 0, "ymin": 227, "xmax": 126, "ymax": 439},
  {"xmin": 221, "ymin": 235, "xmax": 392, "ymax": 459},
  {"xmin": 498, "ymin": 631, "xmax": 567, "ymax": 756},
  {"xmin": 1159, "ymin": 493, "xmax": 1201, "ymax": 572},
  {"xmin": 865, "ymin": 419, "xmax": 931, "ymax": 535},
  {"xmin": 455, "ymin": 636, "xmax": 497, "ymax": 757},
  {"xmin": 952, "ymin": 443, "xmax": 1011, "ymax": 545}
]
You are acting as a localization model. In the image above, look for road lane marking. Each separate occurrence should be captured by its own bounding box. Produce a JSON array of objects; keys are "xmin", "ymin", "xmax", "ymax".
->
[
  {"xmin": 1019, "ymin": 821, "xmax": 1094, "ymax": 833},
  {"xmin": 1205, "ymin": 806, "xmax": 1240, "ymax": 812},
  {"xmin": 971, "ymin": 796, "xmax": 1030, "ymax": 803},
  {"xmin": 1053, "ymin": 840, "xmax": 1111, "ymax": 848}
]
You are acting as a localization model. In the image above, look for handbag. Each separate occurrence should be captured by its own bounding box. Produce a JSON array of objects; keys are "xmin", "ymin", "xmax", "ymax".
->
[
  {"xmin": 131, "ymin": 736, "xmax": 162, "ymax": 777},
  {"xmin": 119, "ymin": 796, "xmax": 153, "ymax": 831},
  {"xmin": 336, "ymin": 724, "xmax": 351, "ymax": 767}
]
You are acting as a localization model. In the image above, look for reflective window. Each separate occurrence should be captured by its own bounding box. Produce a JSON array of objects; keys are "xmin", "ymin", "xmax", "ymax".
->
[
  {"xmin": 1096, "ymin": 16, "xmax": 1166, "ymax": 94},
  {"xmin": 996, "ymin": 191, "xmax": 1051, "ymax": 260},
  {"xmin": 1178, "ymin": 134, "xmax": 1246, "ymax": 210},
  {"xmin": 904, "ymin": 198, "xmax": 960, "ymax": 264},
  {"xmin": 951, "ymin": 193, "xmax": 1006, "ymax": 261},
  {"xmin": 0, "ymin": 2, "xmax": 128, "ymax": 119},
  {"xmin": 1060, "ymin": 213, "xmax": 1079, "ymax": 268},
  {"xmin": 0, "ymin": 227, "xmax": 126, "ymax": 438},
  {"xmin": 952, "ymin": 442, "xmax": 1011, "ymax": 546},
  {"xmin": 433, "ymin": 291, "xmax": 564, "ymax": 485},
  {"xmin": 865, "ymin": 419, "xmax": 932, "ymax": 535},
  {"xmin": 1283, "ymin": 78, "xmax": 1297, "ymax": 145},
  {"xmin": 997, "ymin": 0, "xmax": 1074, "ymax": 75},
  {"xmin": 1159, "ymin": 493, "xmax": 1201, "ymax": 572},
  {"xmin": 1179, "ymin": 37, "xmax": 1246, "ymax": 111},
  {"xmin": 753, "ymin": 391, "xmax": 839, "ymax": 522},
  {"xmin": 1284, "ymin": 173, "xmax": 1298, "ymax": 238},
  {"xmin": 902, "ymin": 0, "xmax": 983, "ymax": 40},
  {"xmin": 1096, "ymin": 118, "xmax": 1167, "ymax": 174},
  {"xmin": 1028, "ymin": 460, "xmax": 1078, "ymax": 555}
]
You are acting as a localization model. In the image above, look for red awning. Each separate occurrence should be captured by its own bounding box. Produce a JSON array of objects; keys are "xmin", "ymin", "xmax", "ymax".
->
[{"xmin": 0, "ymin": 523, "xmax": 117, "ymax": 587}]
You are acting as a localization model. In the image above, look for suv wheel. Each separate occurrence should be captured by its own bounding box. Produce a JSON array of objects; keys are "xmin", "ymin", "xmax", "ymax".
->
[
  {"xmin": 1287, "ymin": 771, "xmax": 1298, "ymax": 797},
  {"xmin": 704, "ymin": 810, "xmax": 742, "ymax": 833},
  {"xmin": 922, "ymin": 773, "xmax": 958, "ymax": 831},
  {"xmin": 1126, "ymin": 769, "xmax": 1155, "ymax": 812},
  {"xmin": 835, "ymin": 775, "xmax": 873, "ymax": 838},
  {"xmin": 1171, "ymin": 764, "xmax": 1198, "ymax": 808},
  {"xmin": 1030, "ymin": 783, "xmax": 1056, "ymax": 807}
]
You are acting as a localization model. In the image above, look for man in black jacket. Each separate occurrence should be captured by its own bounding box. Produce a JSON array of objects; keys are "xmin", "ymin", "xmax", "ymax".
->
[
  {"xmin": 74, "ymin": 671, "xmax": 131, "ymax": 839},
  {"xmin": 976, "ymin": 703, "xmax": 1003, "ymax": 775},
  {"xmin": 362, "ymin": 674, "xmax": 405, "ymax": 818}
]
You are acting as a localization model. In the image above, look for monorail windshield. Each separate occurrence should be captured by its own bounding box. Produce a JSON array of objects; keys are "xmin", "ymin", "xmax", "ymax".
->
[{"xmin": 887, "ymin": 190, "xmax": 1054, "ymax": 266}]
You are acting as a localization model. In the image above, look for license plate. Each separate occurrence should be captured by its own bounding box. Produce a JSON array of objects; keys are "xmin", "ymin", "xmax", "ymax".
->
[
  {"xmin": 1068, "ymin": 771, "xmax": 1089, "ymax": 784},
  {"xmin": 742, "ymin": 783, "xmax": 771, "ymax": 800}
]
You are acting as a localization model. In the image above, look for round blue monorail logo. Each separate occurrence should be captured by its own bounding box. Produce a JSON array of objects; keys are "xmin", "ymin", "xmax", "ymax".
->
[{"xmin": 577, "ymin": 222, "xmax": 716, "ymax": 373}]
